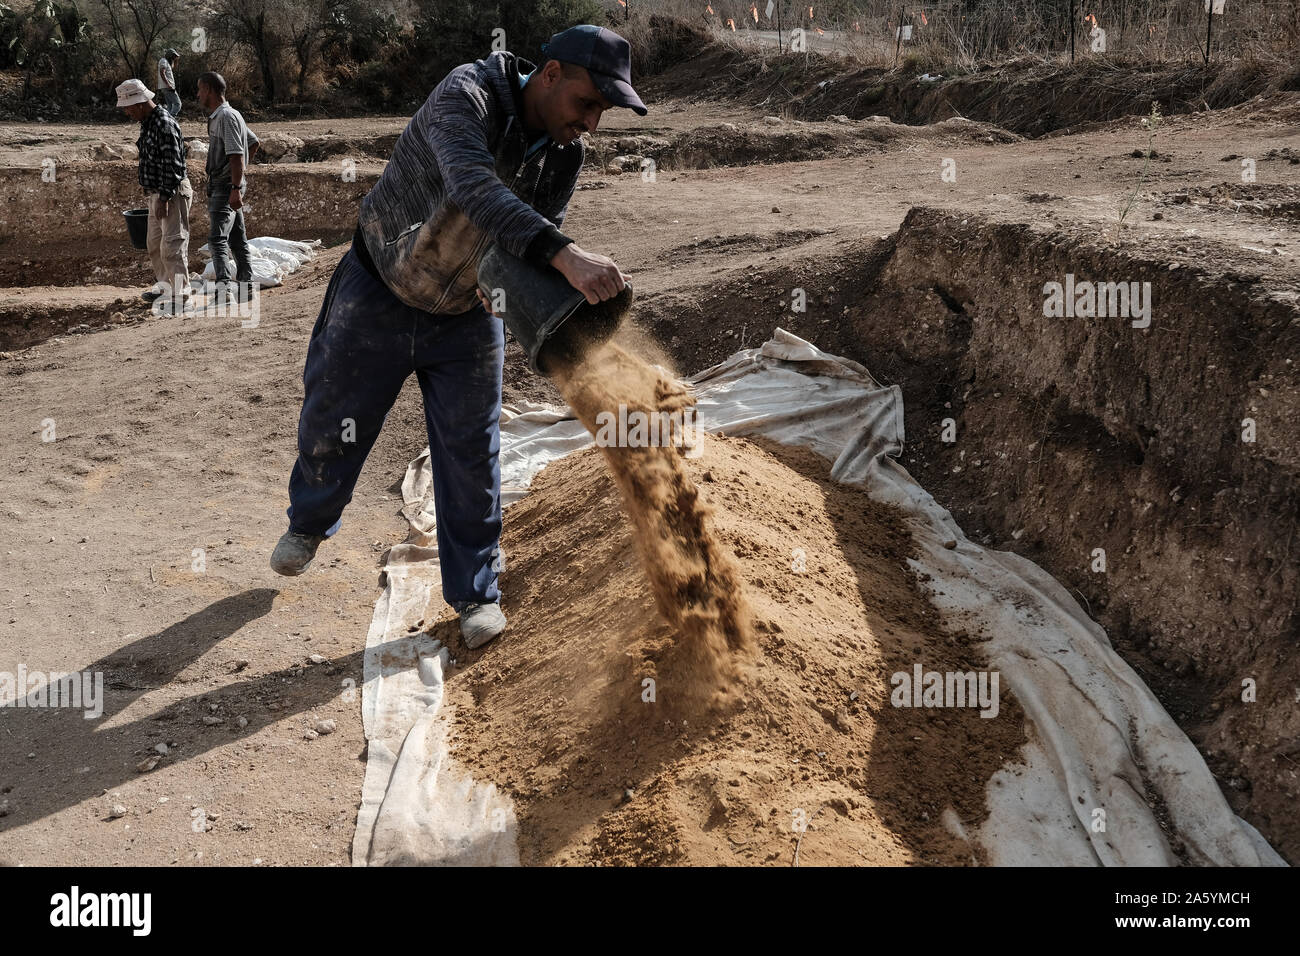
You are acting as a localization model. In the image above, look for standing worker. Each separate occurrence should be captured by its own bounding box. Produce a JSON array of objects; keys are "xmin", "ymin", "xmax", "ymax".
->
[
  {"xmin": 116, "ymin": 77, "xmax": 192, "ymax": 314},
  {"xmin": 270, "ymin": 25, "xmax": 646, "ymax": 650},
  {"xmin": 157, "ymin": 48, "xmax": 182, "ymax": 116},
  {"xmin": 197, "ymin": 71, "xmax": 257, "ymax": 299}
]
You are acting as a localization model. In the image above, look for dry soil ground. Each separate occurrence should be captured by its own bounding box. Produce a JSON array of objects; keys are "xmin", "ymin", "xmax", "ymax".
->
[{"xmin": 0, "ymin": 62, "xmax": 1297, "ymax": 864}]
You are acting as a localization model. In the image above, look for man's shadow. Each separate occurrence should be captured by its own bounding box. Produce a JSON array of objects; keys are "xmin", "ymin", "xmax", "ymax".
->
[{"xmin": 0, "ymin": 587, "xmax": 369, "ymax": 837}]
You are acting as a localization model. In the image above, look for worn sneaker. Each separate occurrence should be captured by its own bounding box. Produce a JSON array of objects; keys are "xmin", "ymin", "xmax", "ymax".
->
[
  {"xmin": 141, "ymin": 288, "xmax": 163, "ymax": 302},
  {"xmin": 271, "ymin": 530, "xmax": 326, "ymax": 576},
  {"xmin": 459, "ymin": 602, "xmax": 507, "ymax": 649}
]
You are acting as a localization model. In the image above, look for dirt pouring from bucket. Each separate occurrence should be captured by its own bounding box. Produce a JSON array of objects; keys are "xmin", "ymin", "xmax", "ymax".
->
[{"xmin": 549, "ymin": 341, "xmax": 754, "ymax": 700}]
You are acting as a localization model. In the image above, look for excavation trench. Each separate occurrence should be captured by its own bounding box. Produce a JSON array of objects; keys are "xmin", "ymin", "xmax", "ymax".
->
[
  {"xmin": 0, "ymin": 161, "xmax": 373, "ymax": 282},
  {"xmin": 637, "ymin": 22, "xmax": 1298, "ymax": 137},
  {"xmin": 0, "ymin": 161, "xmax": 373, "ymax": 348},
  {"xmin": 634, "ymin": 206, "xmax": 1300, "ymax": 863}
]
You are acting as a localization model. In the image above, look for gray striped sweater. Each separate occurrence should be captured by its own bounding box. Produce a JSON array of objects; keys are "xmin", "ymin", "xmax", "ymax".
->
[{"xmin": 357, "ymin": 52, "xmax": 584, "ymax": 315}]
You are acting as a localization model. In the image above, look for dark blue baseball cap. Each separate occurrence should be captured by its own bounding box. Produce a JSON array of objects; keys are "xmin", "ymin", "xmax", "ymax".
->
[{"xmin": 541, "ymin": 25, "xmax": 647, "ymax": 116}]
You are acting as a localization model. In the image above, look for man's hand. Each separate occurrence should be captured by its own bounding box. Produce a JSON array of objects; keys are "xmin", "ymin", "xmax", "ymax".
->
[
  {"xmin": 476, "ymin": 287, "xmax": 497, "ymax": 316},
  {"xmin": 155, "ymin": 198, "xmax": 170, "ymax": 220},
  {"xmin": 552, "ymin": 244, "xmax": 630, "ymax": 305},
  {"xmin": 229, "ymin": 186, "xmax": 244, "ymax": 210}
]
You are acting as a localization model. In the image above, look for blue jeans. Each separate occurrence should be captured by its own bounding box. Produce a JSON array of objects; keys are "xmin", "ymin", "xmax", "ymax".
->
[
  {"xmin": 207, "ymin": 184, "xmax": 251, "ymax": 283},
  {"xmin": 161, "ymin": 88, "xmax": 181, "ymax": 117},
  {"xmin": 287, "ymin": 247, "xmax": 505, "ymax": 607}
]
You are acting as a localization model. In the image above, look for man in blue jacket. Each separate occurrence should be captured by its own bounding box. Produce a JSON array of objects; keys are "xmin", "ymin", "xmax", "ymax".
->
[{"xmin": 272, "ymin": 25, "xmax": 646, "ymax": 650}]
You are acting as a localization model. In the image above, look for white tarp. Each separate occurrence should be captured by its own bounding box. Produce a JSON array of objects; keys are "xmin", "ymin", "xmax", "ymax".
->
[
  {"xmin": 352, "ymin": 328, "xmax": 1285, "ymax": 867},
  {"xmin": 196, "ymin": 236, "xmax": 321, "ymax": 289}
]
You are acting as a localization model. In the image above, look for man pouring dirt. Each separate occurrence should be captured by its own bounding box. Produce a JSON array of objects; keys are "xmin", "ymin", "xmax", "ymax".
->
[{"xmin": 271, "ymin": 25, "xmax": 647, "ymax": 650}]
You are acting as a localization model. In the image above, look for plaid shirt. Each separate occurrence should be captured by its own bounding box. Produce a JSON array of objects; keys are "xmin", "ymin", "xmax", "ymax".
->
[{"xmin": 136, "ymin": 104, "xmax": 187, "ymax": 200}]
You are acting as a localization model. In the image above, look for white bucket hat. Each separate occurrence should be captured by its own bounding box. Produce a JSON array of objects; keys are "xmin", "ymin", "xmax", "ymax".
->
[{"xmin": 115, "ymin": 78, "xmax": 155, "ymax": 108}]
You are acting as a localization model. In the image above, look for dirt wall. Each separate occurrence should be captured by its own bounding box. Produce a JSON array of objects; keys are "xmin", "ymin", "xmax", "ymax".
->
[
  {"xmin": 865, "ymin": 208, "xmax": 1299, "ymax": 859},
  {"xmin": 643, "ymin": 43, "xmax": 1283, "ymax": 137},
  {"xmin": 0, "ymin": 161, "xmax": 380, "ymax": 255}
]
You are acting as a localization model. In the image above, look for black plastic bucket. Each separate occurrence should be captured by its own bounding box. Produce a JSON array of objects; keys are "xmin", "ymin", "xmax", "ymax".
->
[
  {"xmin": 477, "ymin": 243, "xmax": 631, "ymax": 375},
  {"xmin": 123, "ymin": 208, "xmax": 149, "ymax": 250}
]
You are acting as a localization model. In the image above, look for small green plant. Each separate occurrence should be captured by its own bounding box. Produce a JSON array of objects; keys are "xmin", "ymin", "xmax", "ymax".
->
[{"xmin": 1117, "ymin": 102, "xmax": 1163, "ymax": 232}]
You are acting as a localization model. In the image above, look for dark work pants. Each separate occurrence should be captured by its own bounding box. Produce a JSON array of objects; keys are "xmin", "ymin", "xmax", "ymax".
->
[
  {"xmin": 286, "ymin": 247, "xmax": 505, "ymax": 607},
  {"xmin": 207, "ymin": 184, "xmax": 252, "ymax": 284}
]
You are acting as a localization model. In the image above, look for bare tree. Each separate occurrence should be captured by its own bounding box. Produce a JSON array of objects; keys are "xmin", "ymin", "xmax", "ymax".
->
[
  {"xmin": 282, "ymin": 0, "xmax": 339, "ymax": 96},
  {"xmin": 94, "ymin": 0, "xmax": 176, "ymax": 80},
  {"xmin": 211, "ymin": 0, "xmax": 282, "ymax": 102}
]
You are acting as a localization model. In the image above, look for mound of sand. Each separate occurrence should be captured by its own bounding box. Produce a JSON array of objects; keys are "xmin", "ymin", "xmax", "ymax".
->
[{"xmin": 435, "ymin": 433, "xmax": 1026, "ymax": 866}]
